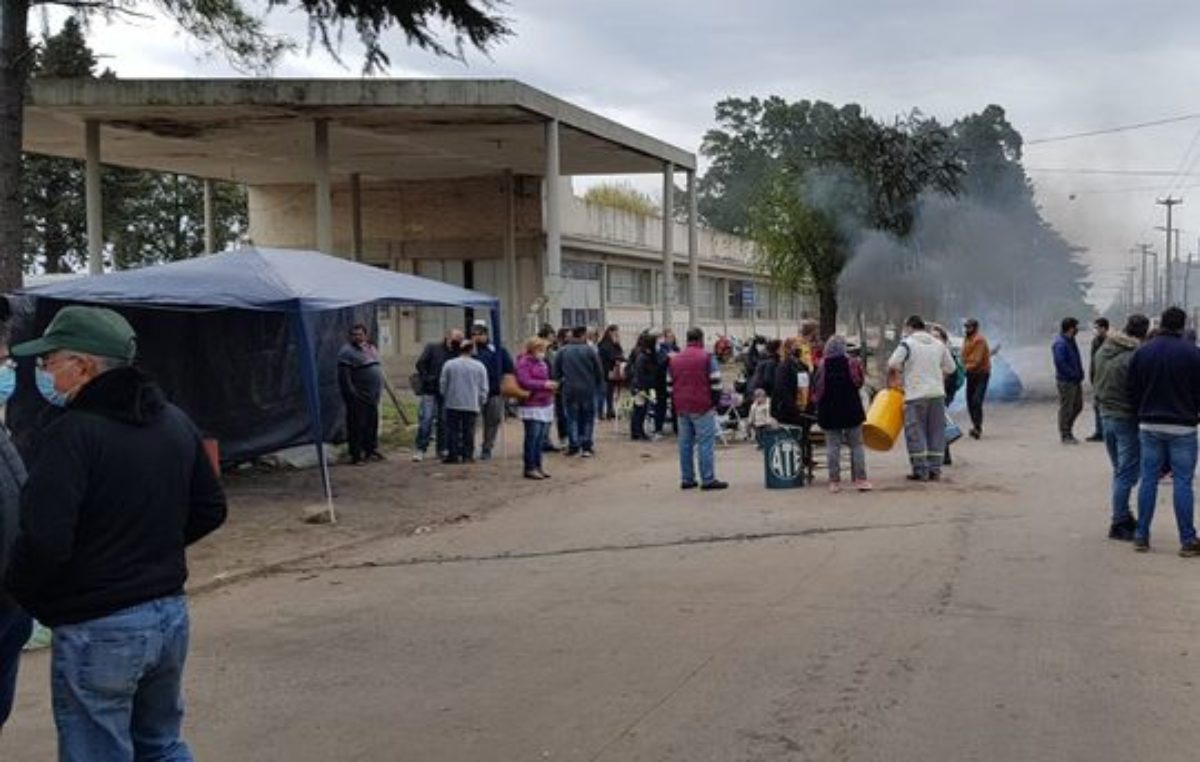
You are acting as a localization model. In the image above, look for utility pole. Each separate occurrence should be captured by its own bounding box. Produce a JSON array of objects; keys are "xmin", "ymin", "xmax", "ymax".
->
[
  {"xmin": 1157, "ymin": 196, "xmax": 1183, "ymax": 306},
  {"xmin": 1135, "ymin": 243, "xmax": 1154, "ymax": 309}
]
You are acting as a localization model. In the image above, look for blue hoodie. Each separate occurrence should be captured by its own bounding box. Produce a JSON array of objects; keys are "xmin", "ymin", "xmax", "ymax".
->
[{"xmin": 1052, "ymin": 333, "xmax": 1084, "ymax": 384}]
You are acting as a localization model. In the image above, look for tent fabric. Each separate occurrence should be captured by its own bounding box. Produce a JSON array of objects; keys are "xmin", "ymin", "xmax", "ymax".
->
[
  {"xmin": 19, "ymin": 246, "xmax": 499, "ymax": 313},
  {"xmin": 12, "ymin": 248, "xmax": 502, "ymax": 511}
]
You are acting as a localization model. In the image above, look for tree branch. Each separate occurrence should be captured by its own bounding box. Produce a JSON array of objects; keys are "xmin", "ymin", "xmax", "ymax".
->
[{"xmin": 32, "ymin": 0, "xmax": 154, "ymax": 20}]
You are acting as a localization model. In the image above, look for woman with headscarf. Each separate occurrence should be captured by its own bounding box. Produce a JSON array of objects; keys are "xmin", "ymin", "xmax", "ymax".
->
[{"xmin": 813, "ymin": 335, "xmax": 870, "ymax": 492}]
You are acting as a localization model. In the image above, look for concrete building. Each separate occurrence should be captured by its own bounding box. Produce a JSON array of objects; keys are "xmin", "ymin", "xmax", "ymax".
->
[{"xmin": 22, "ymin": 78, "xmax": 813, "ymax": 369}]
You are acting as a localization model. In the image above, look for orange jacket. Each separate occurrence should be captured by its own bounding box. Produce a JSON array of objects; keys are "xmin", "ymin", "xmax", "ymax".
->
[{"xmin": 962, "ymin": 333, "xmax": 991, "ymax": 374}]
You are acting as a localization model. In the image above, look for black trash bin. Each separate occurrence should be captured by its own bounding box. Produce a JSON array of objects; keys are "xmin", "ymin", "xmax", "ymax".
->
[{"xmin": 761, "ymin": 426, "xmax": 806, "ymax": 489}]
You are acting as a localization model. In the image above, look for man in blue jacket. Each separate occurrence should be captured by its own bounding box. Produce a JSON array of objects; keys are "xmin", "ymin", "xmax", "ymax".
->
[
  {"xmin": 1127, "ymin": 306, "xmax": 1200, "ymax": 555},
  {"xmin": 1052, "ymin": 317, "xmax": 1085, "ymax": 444}
]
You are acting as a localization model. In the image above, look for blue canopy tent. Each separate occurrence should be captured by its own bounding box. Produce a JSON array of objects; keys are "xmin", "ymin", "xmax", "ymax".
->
[{"xmin": 19, "ymin": 246, "xmax": 502, "ymax": 520}]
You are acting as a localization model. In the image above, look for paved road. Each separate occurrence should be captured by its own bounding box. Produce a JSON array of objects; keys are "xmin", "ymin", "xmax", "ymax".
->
[{"xmin": 8, "ymin": 403, "xmax": 1200, "ymax": 761}]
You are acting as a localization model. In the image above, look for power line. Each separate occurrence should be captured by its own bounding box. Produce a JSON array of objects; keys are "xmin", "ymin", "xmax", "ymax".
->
[
  {"xmin": 1026, "ymin": 113, "xmax": 1200, "ymax": 146},
  {"xmin": 1028, "ymin": 167, "xmax": 1200, "ymax": 177}
]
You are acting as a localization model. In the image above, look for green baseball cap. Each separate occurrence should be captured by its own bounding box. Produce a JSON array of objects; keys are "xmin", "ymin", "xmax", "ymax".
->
[{"xmin": 12, "ymin": 306, "xmax": 137, "ymax": 362}]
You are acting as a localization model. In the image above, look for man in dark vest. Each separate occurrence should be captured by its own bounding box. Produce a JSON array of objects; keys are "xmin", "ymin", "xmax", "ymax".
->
[
  {"xmin": 668, "ymin": 328, "xmax": 728, "ymax": 491},
  {"xmin": 337, "ymin": 323, "xmax": 384, "ymax": 465}
]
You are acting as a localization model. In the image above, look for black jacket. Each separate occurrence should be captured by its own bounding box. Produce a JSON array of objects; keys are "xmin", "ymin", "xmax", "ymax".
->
[
  {"xmin": 0, "ymin": 427, "xmax": 26, "ymax": 609},
  {"xmin": 631, "ymin": 349, "xmax": 659, "ymax": 393},
  {"xmin": 415, "ymin": 341, "xmax": 455, "ymax": 396},
  {"xmin": 553, "ymin": 342, "xmax": 605, "ymax": 403},
  {"xmin": 751, "ymin": 357, "xmax": 779, "ymax": 399},
  {"xmin": 771, "ymin": 357, "xmax": 806, "ymax": 425},
  {"xmin": 597, "ymin": 338, "xmax": 624, "ymax": 375},
  {"xmin": 6, "ymin": 367, "xmax": 227, "ymax": 626},
  {"xmin": 1127, "ymin": 333, "xmax": 1200, "ymax": 427},
  {"xmin": 815, "ymin": 356, "xmax": 865, "ymax": 431}
]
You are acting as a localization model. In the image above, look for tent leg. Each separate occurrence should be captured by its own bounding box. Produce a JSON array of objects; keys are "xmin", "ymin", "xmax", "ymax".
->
[
  {"xmin": 290, "ymin": 311, "xmax": 337, "ymax": 524},
  {"xmin": 490, "ymin": 303, "xmax": 507, "ymax": 461}
]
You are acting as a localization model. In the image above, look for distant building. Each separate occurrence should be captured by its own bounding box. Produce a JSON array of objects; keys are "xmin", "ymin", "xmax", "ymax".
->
[{"xmin": 23, "ymin": 78, "xmax": 814, "ymax": 368}]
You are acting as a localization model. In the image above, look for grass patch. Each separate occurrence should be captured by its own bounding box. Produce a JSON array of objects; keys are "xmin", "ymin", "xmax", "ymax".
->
[{"xmin": 379, "ymin": 395, "xmax": 420, "ymax": 450}]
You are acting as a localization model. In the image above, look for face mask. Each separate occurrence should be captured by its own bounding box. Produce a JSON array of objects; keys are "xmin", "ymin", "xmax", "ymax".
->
[
  {"xmin": 36, "ymin": 368, "xmax": 67, "ymax": 407},
  {"xmin": 534, "ymin": 353, "xmax": 546, "ymax": 362},
  {"xmin": 0, "ymin": 366, "xmax": 14, "ymax": 405}
]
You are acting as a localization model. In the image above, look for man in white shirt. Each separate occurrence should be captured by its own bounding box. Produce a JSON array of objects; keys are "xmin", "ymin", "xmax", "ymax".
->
[{"xmin": 888, "ymin": 315, "xmax": 956, "ymax": 482}]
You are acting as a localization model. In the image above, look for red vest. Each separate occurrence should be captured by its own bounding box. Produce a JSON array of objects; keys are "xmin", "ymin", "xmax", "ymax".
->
[{"xmin": 671, "ymin": 345, "xmax": 714, "ymax": 415}]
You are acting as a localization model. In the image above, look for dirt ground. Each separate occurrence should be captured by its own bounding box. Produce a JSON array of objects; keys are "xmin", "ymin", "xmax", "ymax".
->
[{"xmin": 189, "ymin": 414, "xmax": 673, "ymax": 590}]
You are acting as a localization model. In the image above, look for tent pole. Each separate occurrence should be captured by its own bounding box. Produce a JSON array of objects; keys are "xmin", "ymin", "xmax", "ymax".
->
[
  {"xmin": 290, "ymin": 310, "xmax": 337, "ymax": 523},
  {"xmin": 491, "ymin": 303, "xmax": 506, "ymax": 460}
]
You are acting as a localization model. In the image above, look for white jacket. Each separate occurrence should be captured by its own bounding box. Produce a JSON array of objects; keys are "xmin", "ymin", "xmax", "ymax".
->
[{"xmin": 887, "ymin": 331, "xmax": 955, "ymax": 401}]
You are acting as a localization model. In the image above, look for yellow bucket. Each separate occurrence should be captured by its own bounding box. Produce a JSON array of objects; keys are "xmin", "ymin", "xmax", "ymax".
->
[{"xmin": 862, "ymin": 389, "xmax": 905, "ymax": 451}]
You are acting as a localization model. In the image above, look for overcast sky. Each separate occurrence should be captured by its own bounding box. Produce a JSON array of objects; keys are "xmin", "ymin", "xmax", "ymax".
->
[{"xmin": 61, "ymin": 0, "xmax": 1200, "ymax": 308}]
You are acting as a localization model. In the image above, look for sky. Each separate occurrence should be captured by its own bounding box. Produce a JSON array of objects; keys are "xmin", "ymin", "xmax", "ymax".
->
[{"xmin": 52, "ymin": 0, "xmax": 1200, "ymax": 309}]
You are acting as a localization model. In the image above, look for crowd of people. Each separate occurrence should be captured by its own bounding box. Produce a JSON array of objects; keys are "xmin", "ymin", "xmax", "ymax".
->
[
  {"xmin": 395, "ymin": 314, "xmax": 1007, "ymax": 497},
  {"xmin": 357, "ymin": 304, "xmax": 1200, "ymax": 558},
  {"xmin": 1086, "ymin": 306, "xmax": 1200, "ymax": 556}
]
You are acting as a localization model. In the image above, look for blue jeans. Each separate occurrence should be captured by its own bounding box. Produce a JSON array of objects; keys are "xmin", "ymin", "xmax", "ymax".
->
[
  {"xmin": 678, "ymin": 412, "xmax": 717, "ymax": 485},
  {"xmin": 564, "ymin": 397, "xmax": 595, "ymax": 452},
  {"xmin": 1102, "ymin": 416, "xmax": 1140, "ymax": 525},
  {"xmin": 1136, "ymin": 429, "xmax": 1198, "ymax": 546},
  {"xmin": 416, "ymin": 394, "xmax": 445, "ymax": 455},
  {"xmin": 522, "ymin": 419, "xmax": 549, "ymax": 473},
  {"xmin": 51, "ymin": 595, "xmax": 192, "ymax": 761},
  {"xmin": 0, "ymin": 604, "xmax": 32, "ymax": 727}
]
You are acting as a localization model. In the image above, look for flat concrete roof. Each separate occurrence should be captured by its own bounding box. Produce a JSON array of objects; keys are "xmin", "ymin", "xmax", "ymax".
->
[{"xmin": 23, "ymin": 79, "xmax": 696, "ymax": 183}]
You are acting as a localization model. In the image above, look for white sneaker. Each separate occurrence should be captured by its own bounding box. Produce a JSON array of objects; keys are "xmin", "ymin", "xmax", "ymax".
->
[{"xmin": 412, "ymin": 452, "xmax": 425, "ymax": 462}]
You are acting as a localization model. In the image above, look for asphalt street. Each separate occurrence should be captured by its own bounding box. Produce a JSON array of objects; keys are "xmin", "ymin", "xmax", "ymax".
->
[{"xmin": 8, "ymin": 402, "xmax": 1200, "ymax": 761}]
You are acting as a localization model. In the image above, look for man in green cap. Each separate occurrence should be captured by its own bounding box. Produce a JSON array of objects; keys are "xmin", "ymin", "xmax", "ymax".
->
[{"xmin": 5, "ymin": 305, "xmax": 227, "ymax": 760}]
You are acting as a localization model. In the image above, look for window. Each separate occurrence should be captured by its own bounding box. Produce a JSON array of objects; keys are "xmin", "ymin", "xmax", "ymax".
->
[
  {"xmin": 675, "ymin": 274, "xmax": 690, "ymax": 307},
  {"xmin": 755, "ymin": 285, "xmax": 773, "ymax": 321},
  {"xmin": 563, "ymin": 260, "xmax": 601, "ymax": 281},
  {"xmin": 653, "ymin": 271, "xmax": 691, "ymax": 306},
  {"xmin": 608, "ymin": 266, "xmax": 651, "ymax": 305},
  {"xmin": 562, "ymin": 308, "xmax": 602, "ymax": 328},
  {"xmin": 728, "ymin": 279, "xmax": 754, "ymax": 319},
  {"xmin": 779, "ymin": 289, "xmax": 798, "ymax": 321},
  {"xmin": 697, "ymin": 277, "xmax": 720, "ymax": 319}
]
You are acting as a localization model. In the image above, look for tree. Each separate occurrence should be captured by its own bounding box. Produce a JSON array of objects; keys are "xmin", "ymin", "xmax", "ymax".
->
[
  {"xmin": 700, "ymin": 97, "xmax": 963, "ymax": 336},
  {"xmin": 22, "ymin": 18, "xmax": 94, "ymax": 274},
  {"xmin": 0, "ymin": 0, "xmax": 512, "ymax": 291},
  {"xmin": 22, "ymin": 18, "xmax": 248, "ymax": 273}
]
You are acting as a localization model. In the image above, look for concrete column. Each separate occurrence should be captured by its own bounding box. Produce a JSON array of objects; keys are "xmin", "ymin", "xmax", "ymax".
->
[
  {"xmin": 687, "ymin": 170, "xmax": 699, "ymax": 328},
  {"xmin": 85, "ymin": 120, "xmax": 103, "ymax": 275},
  {"xmin": 662, "ymin": 162, "xmax": 675, "ymax": 331},
  {"xmin": 720, "ymin": 277, "xmax": 730, "ymax": 336},
  {"xmin": 349, "ymin": 172, "xmax": 363, "ymax": 262},
  {"xmin": 203, "ymin": 178, "xmax": 215, "ymax": 255},
  {"xmin": 503, "ymin": 170, "xmax": 518, "ymax": 346},
  {"xmin": 544, "ymin": 120, "xmax": 563, "ymax": 327},
  {"xmin": 599, "ymin": 260, "xmax": 609, "ymax": 328},
  {"xmin": 314, "ymin": 119, "xmax": 333, "ymax": 255}
]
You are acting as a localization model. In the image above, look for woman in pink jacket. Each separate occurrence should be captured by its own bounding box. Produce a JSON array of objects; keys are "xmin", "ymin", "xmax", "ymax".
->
[{"xmin": 517, "ymin": 337, "xmax": 559, "ymax": 479}]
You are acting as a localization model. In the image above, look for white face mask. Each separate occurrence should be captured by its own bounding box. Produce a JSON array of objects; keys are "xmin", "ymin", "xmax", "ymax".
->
[{"xmin": 534, "ymin": 353, "xmax": 547, "ymax": 362}]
